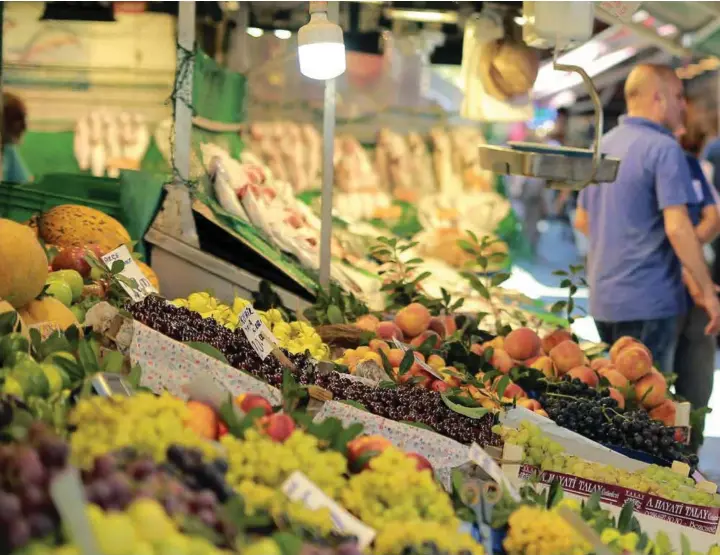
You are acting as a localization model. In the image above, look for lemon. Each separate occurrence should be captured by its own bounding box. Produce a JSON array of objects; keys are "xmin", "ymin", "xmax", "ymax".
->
[
  {"xmin": 96, "ymin": 513, "xmax": 138, "ymax": 555},
  {"xmin": 128, "ymin": 499, "xmax": 176, "ymax": 542},
  {"xmin": 40, "ymin": 363, "xmax": 63, "ymax": 394},
  {"xmin": 2, "ymin": 376, "xmax": 23, "ymax": 398},
  {"xmin": 232, "ymin": 297, "xmax": 250, "ymax": 314}
]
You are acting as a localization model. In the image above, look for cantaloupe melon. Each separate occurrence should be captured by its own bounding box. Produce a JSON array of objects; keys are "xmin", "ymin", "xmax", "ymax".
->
[
  {"xmin": 0, "ymin": 299, "xmax": 29, "ymax": 339},
  {"xmin": 0, "ymin": 219, "xmax": 50, "ymax": 308},
  {"xmin": 136, "ymin": 261, "xmax": 160, "ymax": 292},
  {"xmin": 19, "ymin": 297, "xmax": 79, "ymax": 331},
  {"xmin": 38, "ymin": 205, "xmax": 131, "ymax": 254}
]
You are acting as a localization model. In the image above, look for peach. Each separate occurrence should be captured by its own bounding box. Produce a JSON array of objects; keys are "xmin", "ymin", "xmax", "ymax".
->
[
  {"xmin": 235, "ymin": 393, "xmax": 273, "ymax": 416},
  {"xmin": 534, "ymin": 409, "xmax": 549, "ymax": 418},
  {"xmin": 567, "ymin": 366, "xmax": 599, "ymax": 388},
  {"xmin": 355, "ymin": 314, "xmax": 380, "ymax": 332},
  {"xmin": 549, "ymin": 340, "xmax": 586, "ymax": 375},
  {"xmin": 541, "ymin": 329, "xmax": 573, "ymax": 355},
  {"xmin": 428, "ymin": 315, "xmax": 457, "ymax": 337},
  {"xmin": 431, "ymin": 380, "xmax": 450, "ymax": 393},
  {"xmin": 649, "ymin": 399, "xmax": 677, "ymax": 427},
  {"xmin": 410, "ymin": 330, "xmax": 442, "ymax": 350},
  {"xmin": 386, "ymin": 348, "xmax": 405, "ymax": 368},
  {"xmin": 502, "ymin": 382, "xmax": 527, "ymax": 400},
  {"xmin": 369, "ymin": 339, "xmax": 391, "ymax": 355},
  {"xmin": 406, "ymin": 452, "xmax": 433, "ymax": 472},
  {"xmin": 490, "ymin": 349, "xmax": 515, "ymax": 374},
  {"xmin": 257, "ymin": 413, "xmax": 295, "ymax": 443},
  {"xmin": 599, "ymin": 368, "xmax": 630, "ymax": 390},
  {"xmin": 347, "ymin": 436, "xmax": 392, "ymax": 468},
  {"xmin": 470, "ymin": 343, "xmax": 484, "ymax": 356},
  {"xmin": 186, "ymin": 401, "xmax": 219, "ymax": 440},
  {"xmin": 590, "ymin": 358, "xmax": 612, "ymax": 372},
  {"xmin": 394, "ymin": 302, "xmax": 431, "ymax": 338},
  {"xmin": 485, "ymin": 336, "xmax": 505, "ymax": 351},
  {"xmin": 615, "ymin": 346, "xmax": 653, "ymax": 382},
  {"xmin": 376, "ymin": 321, "xmax": 404, "ymax": 341},
  {"xmin": 517, "ymin": 398, "xmax": 542, "ymax": 411},
  {"xmin": 440, "ymin": 366, "xmax": 462, "ymax": 387},
  {"xmin": 529, "ymin": 355, "xmax": 556, "ymax": 379},
  {"xmin": 427, "ymin": 354, "xmax": 445, "ymax": 370},
  {"xmin": 609, "ymin": 336, "xmax": 639, "ymax": 362},
  {"xmin": 607, "ymin": 387, "xmax": 626, "ymax": 410},
  {"xmin": 504, "ymin": 327, "xmax": 541, "ymax": 361},
  {"xmin": 634, "ymin": 372, "xmax": 667, "ymax": 409}
]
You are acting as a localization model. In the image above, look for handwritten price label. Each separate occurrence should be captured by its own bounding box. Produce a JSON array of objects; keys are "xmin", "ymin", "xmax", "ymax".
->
[
  {"xmin": 101, "ymin": 245, "xmax": 157, "ymax": 302},
  {"xmin": 238, "ymin": 305, "xmax": 278, "ymax": 360},
  {"xmin": 282, "ymin": 471, "xmax": 376, "ymax": 550}
]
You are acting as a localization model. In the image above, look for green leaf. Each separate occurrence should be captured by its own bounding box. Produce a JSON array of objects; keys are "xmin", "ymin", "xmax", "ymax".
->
[
  {"xmin": 491, "ymin": 272, "xmax": 510, "ymax": 287},
  {"xmin": 339, "ymin": 400, "xmax": 367, "ymax": 411},
  {"xmin": 680, "ymin": 534, "xmax": 691, "ymax": 555},
  {"xmin": 398, "ymin": 350, "xmax": 415, "ymax": 376},
  {"xmin": 441, "ymin": 393, "xmax": 490, "ymax": 419},
  {"xmin": 326, "ymin": 304, "xmax": 344, "ymax": 324},
  {"xmin": 411, "ymin": 271, "xmax": 432, "ymax": 285},
  {"xmin": 29, "ymin": 328, "xmax": 42, "ymax": 355},
  {"xmin": 52, "ymin": 356, "xmax": 84, "ymax": 383},
  {"xmin": 617, "ymin": 501, "xmax": 634, "ymax": 533},
  {"xmin": 560, "ymin": 279, "xmax": 572, "ymax": 288},
  {"xmin": 569, "ymin": 264, "xmax": 584, "ymax": 275},
  {"xmin": 127, "ymin": 364, "xmax": 143, "ymax": 389},
  {"xmin": 182, "ymin": 342, "xmax": 229, "ymax": 364},
  {"xmin": 457, "ymin": 239, "xmax": 476, "ymax": 254},
  {"xmin": 550, "ymin": 300, "xmax": 567, "ymax": 314},
  {"xmin": 271, "ymin": 532, "xmax": 303, "ymax": 555},
  {"xmin": 495, "ymin": 375, "xmax": 510, "ymax": 399},
  {"xmin": 552, "ymin": 270, "xmax": 568, "ymax": 277},
  {"xmin": 101, "ymin": 351, "xmax": 124, "ymax": 374},
  {"xmin": 378, "ymin": 380, "xmax": 397, "ymax": 389},
  {"xmin": 461, "ymin": 272, "xmax": 489, "ymax": 299},
  {"xmin": 110, "ymin": 260, "xmax": 125, "ymax": 274},
  {"xmin": 547, "ymin": 479, "xmax": 564, "ymax": 509},
  {"xmin": 0, "ymin": 312, "xmax": 18, "ymax": 336},
  {"xmin": 78, "ymin": 340, "xmax": 100, "ymax": 375},
  {"xmin": 331, "ymin": 422, "xmax": 364, "ymax": 454}
]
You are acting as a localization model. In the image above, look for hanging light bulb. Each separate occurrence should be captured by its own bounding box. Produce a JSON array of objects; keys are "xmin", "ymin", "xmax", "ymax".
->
[{"xmin": 298, "ymin": 1, "xmax": 346, "ymax": 80}]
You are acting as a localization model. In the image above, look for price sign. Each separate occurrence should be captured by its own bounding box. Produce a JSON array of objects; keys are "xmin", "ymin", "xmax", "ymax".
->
[
  {"xmin": 101, "ymin": 245, "xmax": 157, "ymax": 302},
  {"xmin": 282, "ymin": 471, "xmax": 376, "ymax": 550},
  {"xmin": 469, "ymin": 443, "xmax": 521, "ymax": 502},
  {"xmin": 596, "ymin": 1, "xmax": 642, "ymax": 23},
  {"xmin": 238, "ymin": 305, "xmax": 278, "ymax": 360},
  {"xmin": 390, "ymin": 338, "xmax": 444, "ymax": 380},
  {"xmin": 50, "ymin": 467, "xmax": 101, "ymax": 555}
]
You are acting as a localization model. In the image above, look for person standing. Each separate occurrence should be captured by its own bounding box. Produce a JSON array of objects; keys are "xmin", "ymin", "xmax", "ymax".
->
[
  {"xmin": 574, "ymin": 64, "xmax": 720, "ymax": 372},
  {"xmin": 673, "ymin": 119, "xmax": 720, "ymax": 414},
  {"xmin": 2, "ymin": 93, "xmax": 31, "ymax": 183}
]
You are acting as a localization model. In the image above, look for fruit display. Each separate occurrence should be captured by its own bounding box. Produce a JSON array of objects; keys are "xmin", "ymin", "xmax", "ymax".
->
[
  {"xmin": 36, "ymin": 205, "xmax": 131, "ymax": 254},
  {"xmin": 494, "ymin": 421, "xmax": 719, "ymax": 507},
  {"xmin": 171, "ymin": 292, "xmax": 330, "ymax": 360},
  {"xmin": 128, "ymin": 295, "xmax": 499, "ymax": 447}
]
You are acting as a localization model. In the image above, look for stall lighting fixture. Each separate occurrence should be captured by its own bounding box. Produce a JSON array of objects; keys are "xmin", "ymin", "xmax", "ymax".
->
[
  {"xmin": 274, "ymin": 29, "xmax": 292, "ymax": 39},
  {"xmin": 384, "ymin": 8, "xmax": 458, "ymax": 24},
  {"xmin": 298, "ymin": 2, "xmax": 346, "ymax": 80},
  {"xmin": 247, "ymin": 27, "xmax": 264, "ymax": 38}
]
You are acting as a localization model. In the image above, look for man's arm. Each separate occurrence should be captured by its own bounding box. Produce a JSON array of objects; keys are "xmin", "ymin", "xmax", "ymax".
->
[
  {"xmin": 574, "ymin": 206, "xmax": 589, "ymax": 236},
  {"xmin": 665, "ymin": 205, "xmax": 720, "ymax": 334},
  {"xmin": 695, "ymin": 204, "xmax": 720, "ymax": 244}
]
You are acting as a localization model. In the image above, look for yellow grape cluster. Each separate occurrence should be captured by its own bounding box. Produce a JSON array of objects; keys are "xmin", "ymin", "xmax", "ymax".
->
[
  {"xmin": 494, "ymin": 422, "xmax": 720, "ymax": 507},
  {"xmin": 341, "ymin": 448, "xmax": 458, "ymax": 531},
  {"xmin": 222, "ymin": 428, "xmax": 347, "ymax": 498},
  {"xmin": 171, "ymin": 293, "xmax": 329, "ymax": 360},
  {"xmin": 40, "ymin": 500, "xmax": 228, "ymax": 555},
  {"xmin": 374, "ymin": 521, "xmax": 484, "ymax": 555},
  {"xmin": 503, "ymin": 505, "xmax": 590, "ymax": 555},
  {"xmin": 69, "ymin": 393, "xmax": 217, "ymax": 468}
]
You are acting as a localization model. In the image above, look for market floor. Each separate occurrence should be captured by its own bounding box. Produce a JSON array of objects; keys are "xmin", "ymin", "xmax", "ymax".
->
[{"xmin": 522, "ymin": 220, "xmax": 720, "ymax": 477}]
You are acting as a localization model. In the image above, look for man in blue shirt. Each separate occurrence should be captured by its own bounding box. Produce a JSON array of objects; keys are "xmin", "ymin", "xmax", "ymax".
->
[{"xmin": 575, "ymin": 64, "xmax": 720, "ymax": 372}]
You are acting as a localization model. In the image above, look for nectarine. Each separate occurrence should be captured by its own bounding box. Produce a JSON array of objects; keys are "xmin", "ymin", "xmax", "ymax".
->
[
  {"xmin": 615, "ymin": 346, "xmax": 652, "ymax": 382},
  {"xmin": 394, "ymin": 303, "xmax": 431, "ymax": 338},
  {"xmin": 541, "ymin": 329, "xmax": 573, "ymax": 355},
  {"xmin": 649, "ymin": 399, "xmax": 676, "ymax": 426},
  {"xmin": 567, "ymin": 366, "xmax": 599, "ymax": 388},
  {"xmin": 634, "ymin": 372, "xmax": 667, "ymax": 409},
  {"xmin": 504, "ymin": 327, "xmax": 541, "ymax": 361},
  {"xmin": 549, "ymin": 340, "xmax": 585, "ymax": 375}
]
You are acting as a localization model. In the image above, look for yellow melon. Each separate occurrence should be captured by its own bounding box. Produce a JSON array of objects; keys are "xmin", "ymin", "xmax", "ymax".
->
[
  {"xmin": 136, "ymin": 261, "xmax": 160, "ymax": 292},
  {"xmin": 0, "ymin": 299, "xmax": 29, "ymax": 339},
  {"xmin": 19, "ymin": 297, "xmax": 79, "ymax": 331},
  {"xmin": 38, "ymin": 205, "xmax": 131, "ymax": 254},
  {"xmin": 0, "ymin": 219, "xmax": 50, "ymax": 308}
]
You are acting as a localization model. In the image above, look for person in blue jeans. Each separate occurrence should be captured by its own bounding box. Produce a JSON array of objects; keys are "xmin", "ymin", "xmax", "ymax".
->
[
  {"xmin": 575, "ymin": 64, "xmax": 720, "ymax": 372},
  {"xmin": 674, "ymin": 120, "xmax": 720, "ymax": 413}
]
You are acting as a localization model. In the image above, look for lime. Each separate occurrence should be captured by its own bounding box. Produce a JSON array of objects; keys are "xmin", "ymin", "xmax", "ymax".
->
[
  {"xmin": 128, "ymin": 499, "xmax": 175, "ymax": 542},
  {"xmin": 4, "ymin": 350, "xmax": 33, "ymax": 368},
  {"xmin": 49, "ymin": 270, "xmax": 84, "ymax": 301},
  {"xmin": 44, "ymin": 351, "xmax": 76, "ymax": 365},
  {"xmin": 13, "ymin": 361, "xmax": 49, "ymax": 397},
  {"xmin": 44, "ymin": 280, "xmax": 73, "ymax": 307},
  {"xmin": 40, "ymin": 363, "xmax": 63, "ymax": 394},
  {"xmin": 2, "ymin": 376, "xmax": 24, "ymax": 398},
  {"xmin": 70, "ymin": 305, "xmax": 86, "ymax": 324},
  {"xmin": 0, "ymin": 333, "xmax": 30, "ymax": 364}
]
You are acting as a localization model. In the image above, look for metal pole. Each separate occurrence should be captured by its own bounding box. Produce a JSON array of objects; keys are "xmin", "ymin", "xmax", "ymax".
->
[{"xmin": 318, "ymin": 2, "xmax": 339, "ymax": 288}]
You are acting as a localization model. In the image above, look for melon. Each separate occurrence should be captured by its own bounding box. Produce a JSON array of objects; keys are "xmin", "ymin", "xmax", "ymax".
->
[
  {"xmin": 38, "ymin": 205, "xmax": 131, "ymax": 254},
  {"xmin": 136, "ymin": 261, "xmax": 160, "ymax": 292},
  {"xmin": 0, "ymin": 219, "xmax": 50, "ymax": 308},
  {"xmin": 19, "ymin": 297, "xmax": 79, "ymax": 331},
  {"xmin": 0, "ymin": 299, "xmax": 29, "ymax": 339}
]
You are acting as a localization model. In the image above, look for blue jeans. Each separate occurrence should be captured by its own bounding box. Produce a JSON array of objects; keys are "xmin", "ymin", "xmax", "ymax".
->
[{"xmin": 595, "ymin": 316, "xmax": 680, "ymax": 373}]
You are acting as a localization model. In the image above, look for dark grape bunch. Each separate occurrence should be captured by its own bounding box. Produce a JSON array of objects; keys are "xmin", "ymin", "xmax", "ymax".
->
[
  {"xmin": 0, "ymin": 424, "xmax": 69, "ymax": 551},
  {"xmin": 540, "ymin": 378, "xmax": 696, "ymax": 468},
  {"xmin": 129, "ymin": 296, "xmax": 500, "ymax": 447},
  {"xmin": 83, "ymin": 446, "xmax": 236, "ymax": 545}
]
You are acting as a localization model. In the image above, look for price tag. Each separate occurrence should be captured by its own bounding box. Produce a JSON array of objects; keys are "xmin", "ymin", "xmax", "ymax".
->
[
  {"xmin": 49, "ymin": 467, "xmax": 101, "ymax": 555},
  {"xmin": 282, "ymin": 471, "xmax": 375, "ymax": 550},
  {"xmin": 469, "ymin": 443, "xmax": 521, "ymax": 502},
  {"xmin": 390, "ymin": 338, "xmax": 444, "ymax": 380},
  {"xmin": 101, "ymin": 245, "xmax": 157, "ymax": 302},
  {"xmin": 596, "ymin": 1, "xmax": 642, "ymax": 23},
  {"xmin": 238, "ymin": 305, "xmax": 278, "ymax": 360}
]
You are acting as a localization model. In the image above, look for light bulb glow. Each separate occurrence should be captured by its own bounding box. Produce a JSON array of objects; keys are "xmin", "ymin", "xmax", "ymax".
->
[
  {"xmin": 247, "ymin": 27, "xmax": 264, "ymax": 38},
  {"xmin": 274, "ymin": 29, "xmax": 292, "ymax": 39},
  {"xmin": 298, "ymin": 42, "xmax": 346, "ymax": 80}
]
